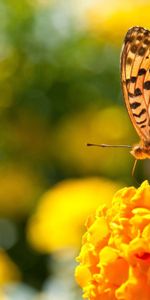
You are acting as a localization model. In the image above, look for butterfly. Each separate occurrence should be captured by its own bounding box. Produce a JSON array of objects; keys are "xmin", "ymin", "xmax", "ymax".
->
[{"xmin": 88, "ymin": 26, "xmax": 150, "ymax": 174}]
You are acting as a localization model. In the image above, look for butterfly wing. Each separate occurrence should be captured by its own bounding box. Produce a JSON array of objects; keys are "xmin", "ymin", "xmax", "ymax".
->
[{"xmin": 121, "ymin": 26, "xmax": 150, "ymax": 143}]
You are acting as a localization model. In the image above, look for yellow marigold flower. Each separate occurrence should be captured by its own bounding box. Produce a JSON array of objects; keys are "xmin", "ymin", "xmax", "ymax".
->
[
  {"xmin": 75, "ymin": 180, "xmax": 150, "ymax": 300},
  {"xmin": 27, "ymin": 178, "xmax": 120, "ymax": 252}
]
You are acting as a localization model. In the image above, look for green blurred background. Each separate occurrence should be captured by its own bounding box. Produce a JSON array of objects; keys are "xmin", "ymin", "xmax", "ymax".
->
[{"xmin": 0, "ymin": 0, "xmax": 150, "ymax": 299}]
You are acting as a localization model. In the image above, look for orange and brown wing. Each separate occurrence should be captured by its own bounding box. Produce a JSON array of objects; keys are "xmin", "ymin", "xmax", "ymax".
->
[{"xmin": 121, "ymin": 26, "xmax": 150, "ymax": 143}]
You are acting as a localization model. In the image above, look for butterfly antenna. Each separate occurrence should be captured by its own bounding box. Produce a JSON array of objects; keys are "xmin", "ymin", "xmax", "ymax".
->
[
  {"xmin": 87, "ymin": 143, "xmax": 132, "ymax": 148},
  {"xmin": 132, "ymin": 159, "xmax": 137, "ymax": 176}
]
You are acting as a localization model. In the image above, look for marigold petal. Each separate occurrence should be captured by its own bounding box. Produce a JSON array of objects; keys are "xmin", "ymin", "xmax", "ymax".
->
[
  {"xmin": 98, "ymin": 246, "xmax": 128, "ymax": 286},
  {"xmin": 75, "ymin": 265, "xmax": 92, "ymax": 287},
  {"xmin": 87, "ymin": 217, "xmax": 109, "ymax": 247},
  {"xmin": 131, "ymin": 181, "xmax": 150, "ymax": 209},
  {"xmin": 142, "ymin": 224, "xmax": 150, "ymax": 242}
]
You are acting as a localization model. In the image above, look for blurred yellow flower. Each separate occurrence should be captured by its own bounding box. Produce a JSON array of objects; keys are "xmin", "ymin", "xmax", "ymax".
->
[
  {"xmin": 0, "ymin": 250, "xmax": 20, "ymax": 286},
  {"xmin": 52, "ymin": 106, "xmax": 135, "ymax": 177},
  {"xmin": 27, "ymin": 178, "xmax": 121, "ymax": 252},
  {"xmin": 75, "ymin": 180, "xmax": 150, "ymax": 300},
  {"xmin": 0, "ymin": 165, "xmax": 42, "ymax": 219},
  {"xmin": 85, "ymin": 0, "xmax": 150, "ymax": 44}
]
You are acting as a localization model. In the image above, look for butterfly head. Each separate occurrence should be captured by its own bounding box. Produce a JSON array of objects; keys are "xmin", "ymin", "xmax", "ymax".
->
[{"xmin": 130, "ymin": 143, "xmax": 150, "ymax": 159}]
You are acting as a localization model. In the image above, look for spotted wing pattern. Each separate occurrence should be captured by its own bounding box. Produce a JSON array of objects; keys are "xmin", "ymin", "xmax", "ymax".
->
[{"xmin": 121, "ymin": 26, "xmax": 150, "ymax": 143}]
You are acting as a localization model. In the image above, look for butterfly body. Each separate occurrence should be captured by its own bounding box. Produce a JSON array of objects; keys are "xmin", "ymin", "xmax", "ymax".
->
[
  {"xmin": 131, "ymin": 142, "xmax": 150, "ymax": 159},
  {"xmin": 121, "ymin": 26, "xmax": 150, "ymax": 161}
]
